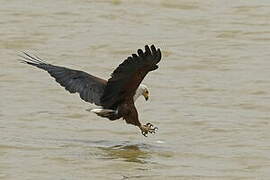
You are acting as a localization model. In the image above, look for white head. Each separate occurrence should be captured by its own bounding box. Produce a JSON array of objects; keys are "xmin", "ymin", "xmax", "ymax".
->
[{"xmin": 134, "ymin": 84, "xmax": 149, "ymax": 101}]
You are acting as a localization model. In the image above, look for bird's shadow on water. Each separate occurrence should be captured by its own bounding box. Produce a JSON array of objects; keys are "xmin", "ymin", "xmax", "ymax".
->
[
  {"xmin": 52, "ymin": 138, "xmax": 165, "ymax": 164},
  {"xmin": 97, "ymin": 142, "xmax": 153, "ymax": 164}
]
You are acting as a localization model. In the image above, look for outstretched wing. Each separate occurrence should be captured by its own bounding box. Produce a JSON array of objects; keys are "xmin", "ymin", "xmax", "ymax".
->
[
  {"xmin": 101, "ymin": 45, "xmax": 162, "ymax": 109},
  {"xmin": 20, "ymin": 53, "xmax": 106, "ymax": 106}
]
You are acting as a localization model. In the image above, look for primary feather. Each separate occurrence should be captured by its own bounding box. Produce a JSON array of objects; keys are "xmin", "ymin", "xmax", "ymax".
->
[{"xmin": 101, "ymin": 45, "xmax": 161, "ymax": 109}]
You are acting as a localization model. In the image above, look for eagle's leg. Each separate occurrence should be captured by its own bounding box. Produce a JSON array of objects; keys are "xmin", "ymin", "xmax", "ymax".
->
[{"xmin": 140, "ymin": 123, "xmax": 158, "ymax": 137}]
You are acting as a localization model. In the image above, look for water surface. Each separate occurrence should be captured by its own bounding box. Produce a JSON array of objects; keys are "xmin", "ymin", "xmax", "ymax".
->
[{"xmin": 1, "ymin": 0, "xmax": 270, "ymax": 179}]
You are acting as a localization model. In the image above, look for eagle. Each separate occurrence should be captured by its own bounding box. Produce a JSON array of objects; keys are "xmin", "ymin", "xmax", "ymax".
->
[{"xmin": 21, "ymin": 45, "xmax": 162, "ymax": 137}]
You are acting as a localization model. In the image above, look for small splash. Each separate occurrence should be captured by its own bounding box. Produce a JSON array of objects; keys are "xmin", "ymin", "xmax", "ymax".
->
[{"xmin": 156, "ymin": 140, "xmax": 165, "ymax": 144}]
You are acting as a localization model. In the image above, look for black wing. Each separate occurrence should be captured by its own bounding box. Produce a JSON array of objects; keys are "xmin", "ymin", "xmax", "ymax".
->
[
  {"xmin": 101, "ymin": 45, "xmax": 162, "ymax": 109},
  {"xmin": 20, "ymin": 52, "xmax": 106, "ymax": 106}
]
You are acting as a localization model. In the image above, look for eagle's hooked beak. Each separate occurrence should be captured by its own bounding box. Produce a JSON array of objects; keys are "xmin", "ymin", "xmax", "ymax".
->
[{"xmin": 143, "ymin": 91, "xmax": 149, "ymax": 101}]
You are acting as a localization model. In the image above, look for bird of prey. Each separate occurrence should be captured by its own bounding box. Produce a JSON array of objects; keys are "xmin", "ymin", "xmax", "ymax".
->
[{"xmin": 21, "ymin": 45, "xmax": 162, "ymax": 137}]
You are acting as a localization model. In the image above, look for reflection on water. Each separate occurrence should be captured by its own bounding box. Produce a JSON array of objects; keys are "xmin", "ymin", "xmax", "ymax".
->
[
  {"xmin": 99, "ymin": 144, "xmax": 151, "ymax": 164},
  {"xmin": 47, "ymin": 138, "xmax": 163, "ymax": 164}
]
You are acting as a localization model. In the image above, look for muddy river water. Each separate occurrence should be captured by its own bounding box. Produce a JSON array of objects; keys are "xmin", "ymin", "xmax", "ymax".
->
[{"xmin": 1, "ymin": 0, "xmax": 270, "ymax": 179}]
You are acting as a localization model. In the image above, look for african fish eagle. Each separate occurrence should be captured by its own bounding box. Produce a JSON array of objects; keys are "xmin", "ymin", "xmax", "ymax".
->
[{"xmin": 21, "ymin": 45, "xmax": 162, "ymax": 137}]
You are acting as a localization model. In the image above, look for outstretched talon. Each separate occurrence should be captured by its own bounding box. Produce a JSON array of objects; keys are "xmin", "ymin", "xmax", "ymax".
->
[{"xmin": 140, "ymin": 123, "xmax": 158, "ymax": 137}]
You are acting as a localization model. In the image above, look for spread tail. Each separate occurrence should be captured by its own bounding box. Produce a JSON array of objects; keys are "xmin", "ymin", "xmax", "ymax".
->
[{"xmin": 90, "ymin": 108, "xmax": 121, "ymax": 120}]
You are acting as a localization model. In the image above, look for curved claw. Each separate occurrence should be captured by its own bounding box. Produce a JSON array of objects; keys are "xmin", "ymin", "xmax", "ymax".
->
[
  {"xmin": 140, "ymin": 123, "xmax": 158, "ymax": 137},
  {"xmin": 146, "ymin": 123, "xmax": 154, "ymax": 128},
  {"xmin": 141, "ymin": 131, "xmax": 148, "ymax": 137}
]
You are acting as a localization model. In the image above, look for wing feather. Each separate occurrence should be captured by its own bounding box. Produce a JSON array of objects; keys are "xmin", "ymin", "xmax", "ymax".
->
[
  {"xmin": 101, "ymin": 45, "xmax": 162, "ymax": 109},
  {"xmin": 20, "ymin": 53, "xmax": 106, "ymax": 106}
]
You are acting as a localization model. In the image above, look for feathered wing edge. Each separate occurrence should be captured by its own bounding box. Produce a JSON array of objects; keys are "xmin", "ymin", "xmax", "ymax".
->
[
  {"xmin": 20, "ymin": 52, "xmax": 107, "ymax": 106},
  {"xmin": 101, "ymin": 45, "xmax": 162, "ymax": 109}
]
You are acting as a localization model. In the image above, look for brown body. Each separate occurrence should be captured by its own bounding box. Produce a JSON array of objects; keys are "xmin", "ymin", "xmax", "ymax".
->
[{"xmin": 119, "ymin": 99, "xmax": 140, "ymax": 127}]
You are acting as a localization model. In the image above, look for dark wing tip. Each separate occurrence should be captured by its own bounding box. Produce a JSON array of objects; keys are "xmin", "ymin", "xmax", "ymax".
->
[
  {"xmin": 156, "ymin": 48, "xmax": 162, "ymax": 63},
  {"xmin": 144, "ymin": 45, "xmax": 151, "ymax": 55},
  {"xmin": 137, "ymin": 49, "xmax": 143, "ymax": 56},
  {"xmin": 132, "ymin": 54, "xmax": 138, "ymax": 58},
  {"xmin": 142, "ymin": 44, "xmax": 162, "ymax": 64},
  {"xmin": 19, "ymin": 52, "xmax": 48, "ymax": 67},
  {"xmin": 150, "ymin": 44, "xmax": 157, "ymax": 54}
]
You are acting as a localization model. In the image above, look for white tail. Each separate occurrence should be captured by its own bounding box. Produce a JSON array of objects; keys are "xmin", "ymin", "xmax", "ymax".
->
[{"xmin": 91, "ymin": 108, "xmax": 115, "ymax": 116}]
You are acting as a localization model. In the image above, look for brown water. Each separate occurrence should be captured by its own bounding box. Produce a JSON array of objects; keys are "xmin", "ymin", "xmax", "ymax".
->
[{"xmin": 1, "ymin": 0, "xmax": 270, "ymax": 179}]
